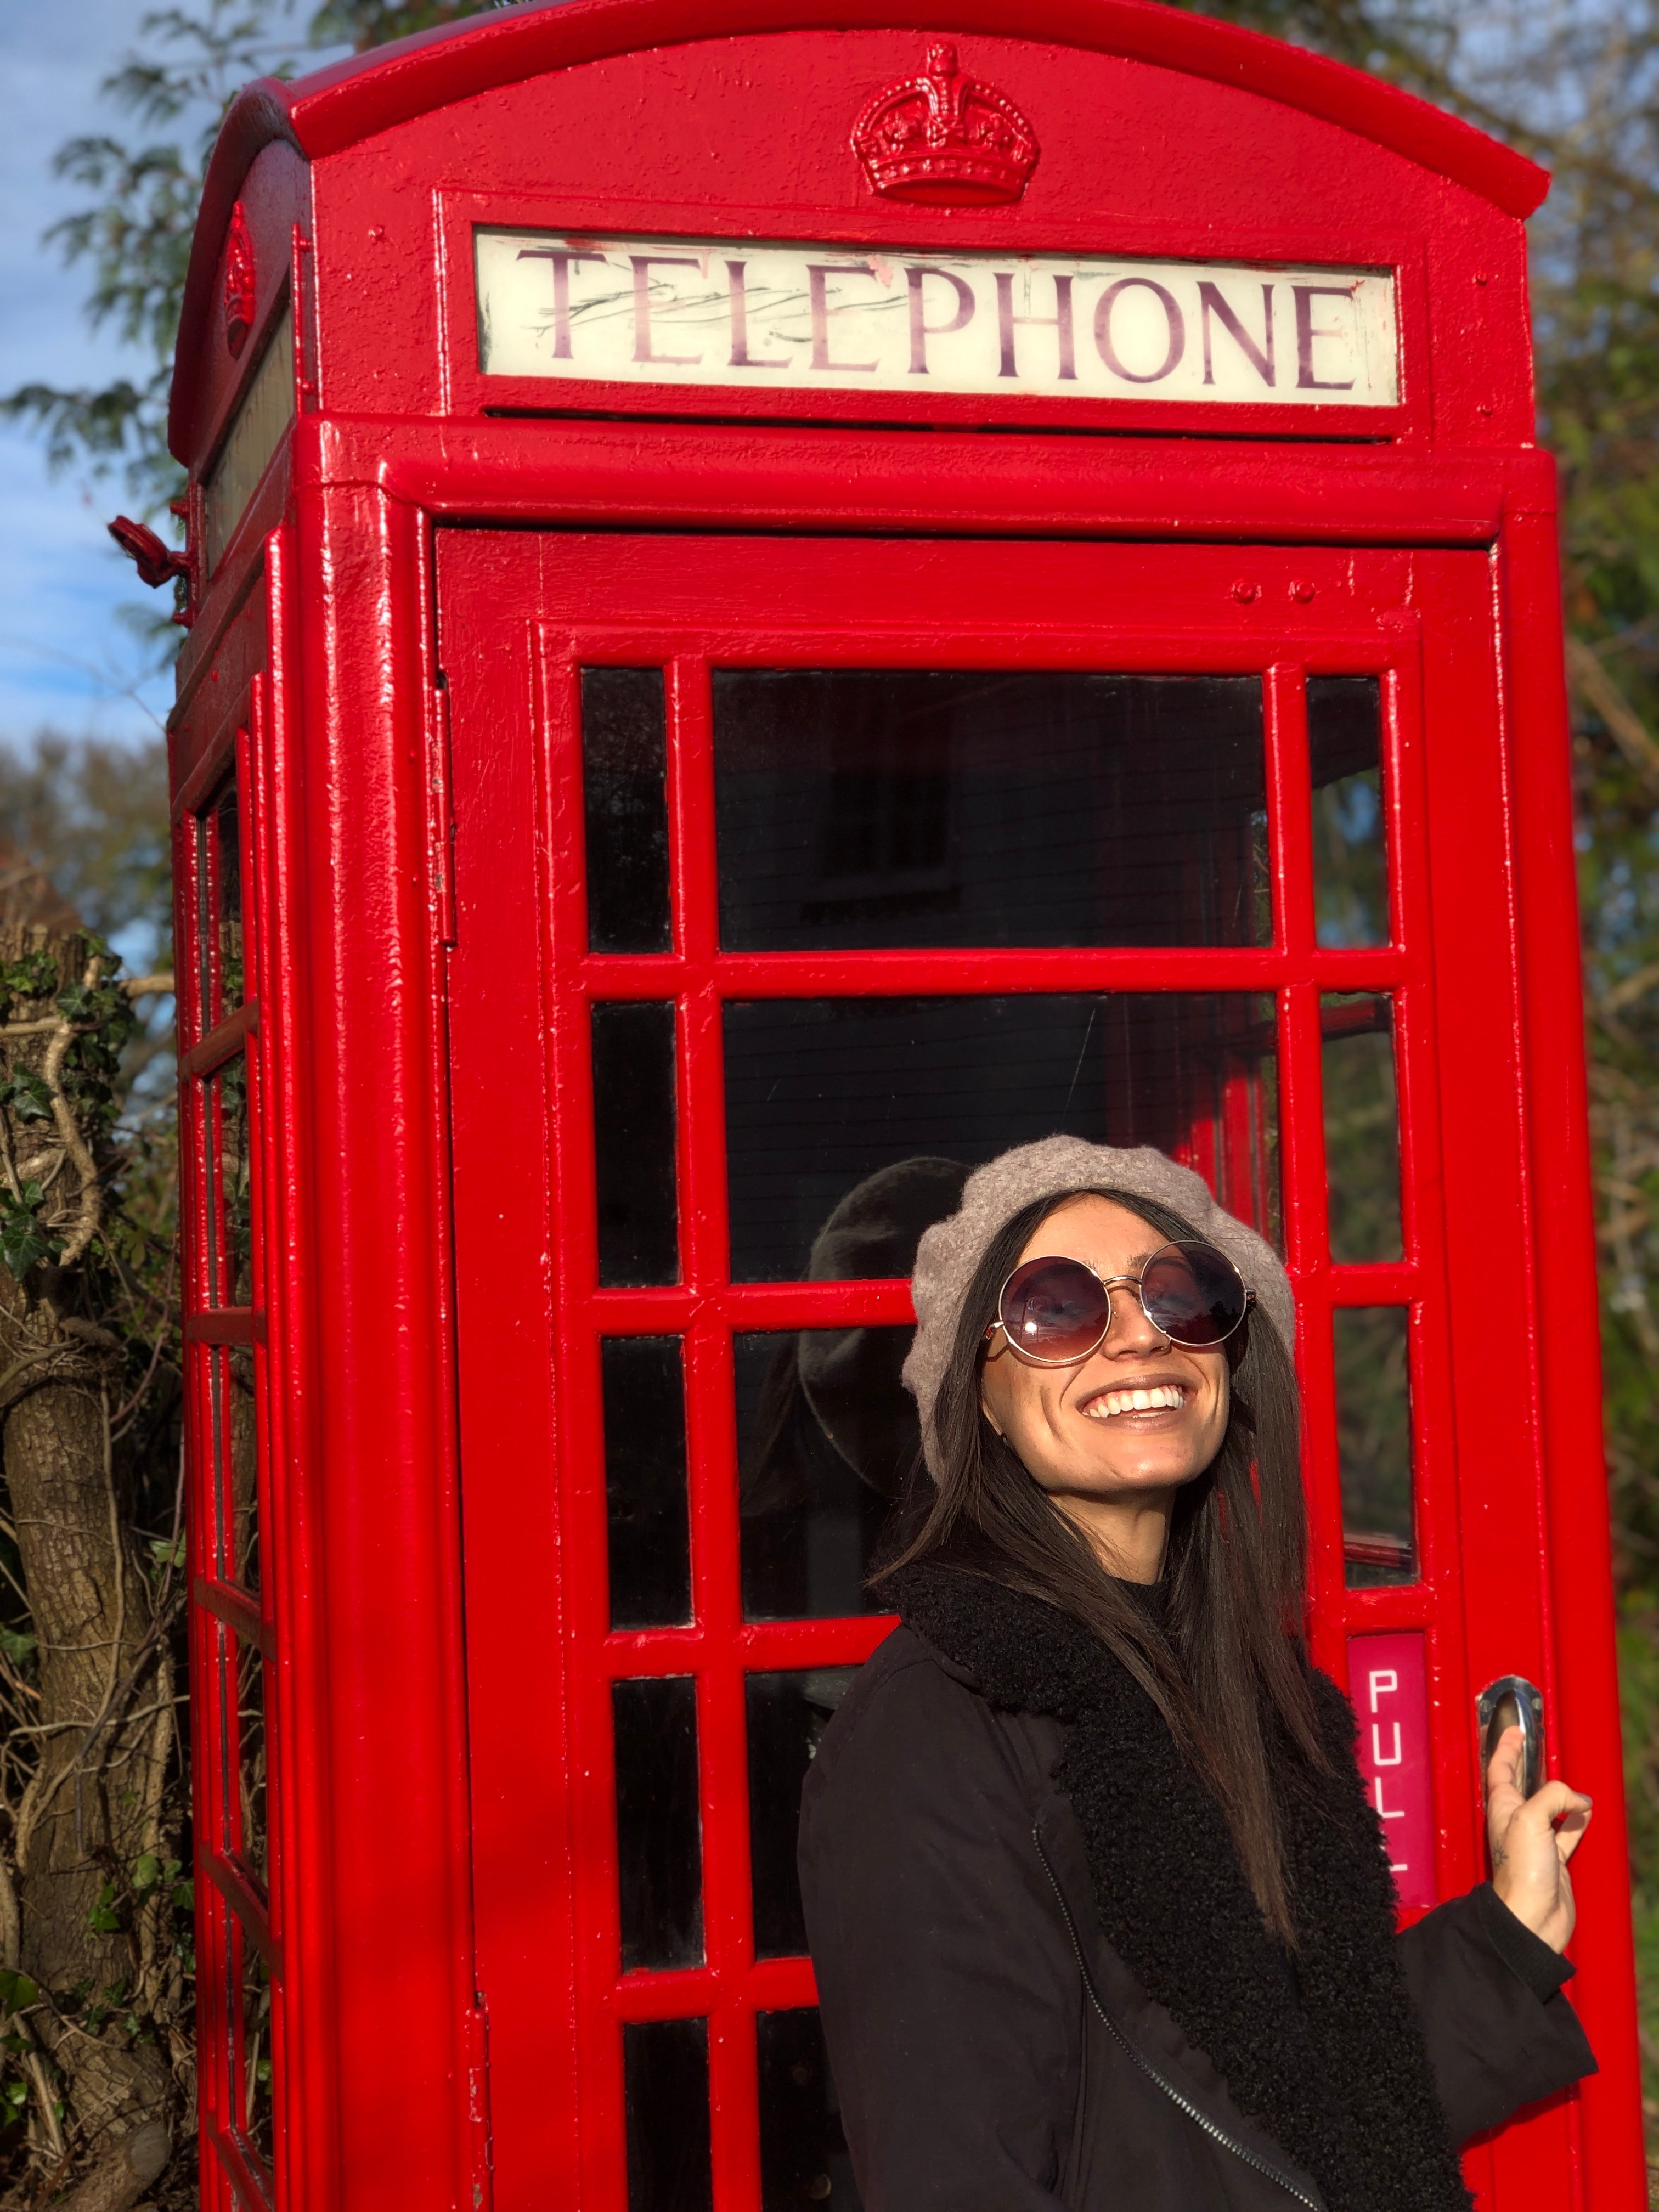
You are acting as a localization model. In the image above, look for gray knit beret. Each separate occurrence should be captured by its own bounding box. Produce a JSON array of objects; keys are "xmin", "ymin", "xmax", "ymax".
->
[{"xmin": 900, "ymin": 1135, "xmax": 1295, "ymax": 1474}]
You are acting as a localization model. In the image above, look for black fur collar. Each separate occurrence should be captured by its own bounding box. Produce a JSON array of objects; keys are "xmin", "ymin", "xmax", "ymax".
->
[{"xmin": 887, "ymin": 1560, "xmax": 1470, "ymax": 2212}]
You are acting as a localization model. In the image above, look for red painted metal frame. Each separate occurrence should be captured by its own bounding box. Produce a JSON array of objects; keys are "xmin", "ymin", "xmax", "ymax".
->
[
  {"xmin": 177, "ymin": 672, "xmax": 280, "ymax": 2208},
  {"xmin": 167, "ymin": 10, "xmax": 1548, "ymax": 475},
  {"xmin": 161, "ymin": 3, "xmax": 1641, "ymax": 2208},
  {"xmin": 436, "ymin": 527, "xmax": 1638, "ymax": 2212},
  {"xmin": 168, "ymin": 0, "xmax": 1547, "ymax": 456},
  {"xmin": 167, "ymin": 466, "xmax": 1644, "ymax": 2212}
]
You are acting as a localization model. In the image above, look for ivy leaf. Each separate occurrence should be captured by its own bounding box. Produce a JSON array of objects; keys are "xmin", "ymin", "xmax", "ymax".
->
[
  {"xmin": 0, "ymin": 954, "xmax": 55, "ymax": 1002},
  {"xmin": 131, "ymin": 1853, "xmax": 161, "ymax": 1894},
  {"xmin": 0, "ymin": 1968, "xmax": 38, "ymax": 2015},
  {"xmin": 0, "ymin": 1071, "xmax": 54, "ymax": 1125},
  {"xmin": 86, "ymin": 1883, "xmax": 122, "ymax": 1936},
  {"xmin": 0, "ymin": 1627, "xmax": 37, "ymax": 1667},
  {"xmin": 0, "ymin": 1190, "xmax": 62, "ymax": 1279}
]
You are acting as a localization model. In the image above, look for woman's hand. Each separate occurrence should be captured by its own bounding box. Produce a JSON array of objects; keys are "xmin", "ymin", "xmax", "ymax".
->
[{"xmin": 1486, "ymin": 1723, "xmax": 1592, "ymax": 1953}]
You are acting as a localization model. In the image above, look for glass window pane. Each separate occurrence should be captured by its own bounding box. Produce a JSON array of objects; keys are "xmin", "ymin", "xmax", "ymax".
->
[
  {"xmin": 217, "ymin": 1056, "xmax": 252, "ymax": 1308},
  {"xmin": 605, "ymin": 1337, "xmax": 691, "ymax": 1630},
  {"xmin": 1309, "ymin": 676, "xmax": 1388, "ymax": 948},
  {"xmin": 593, "ymin": 1002, "xmax": 679, "ymax": 1286},
  {"xmin": 205, "ymin": 1348, "xmax": 225, "ymax": 1582},
  {"xmin": 195, "ymin": 806, "xmax": 214, "ymax": 1032},
  {"xmin": 715, "ymin": 670, "xmax": 1267, "ymax": 950},
  {"xmin": 738, "ymin": 1327, "xmax": 916, "ymax": 1621},
  {"xmin": 216, "ymin": 1625, "xmax": 236, "ymax": 1858},
  {"xmin": 614, "ymin": 1677, "xmax": 703, "ymax": 1971},
  {"xmin": 195, "ymin": 770, "xmax": 245, "ymax": 1032},
  {"xmin": 231, "ymin": 1919, "xmax": 275, "ymax": 2172},
  {"xmin": 1322, "ymin": 994, "xmax": 1402, "ymax": 1263},
  {"xmin": 216, "ymin": 775, "xmax": 244, "ymax": 1007},
  {"xmin": 584, "ymin": 668, "xmax": 671, "ymax": 953},
  {"xmin": 758, "ymin": 2008, "xmax": 862, "ymax": 2212},
  {"xmin": 1336, "ymin": 1307, "xmax": 1416, "ymax": 1587},
  {"xmin": 201, "ymin": 1051, "xmax": 223, "ymax": 1295},
  {"xmin": 202, "ymin": 1347, "xmax": 256, "ymax": 1588},
  {"xmin": 236, "ymin": 1637, "xmax": 268, "ymax": 1896},
  {"xmin": 747, "ymin": 1671, "xmax": 857, "ymax": 1958},
  {"xmin": 624, "ymin": 2018, "xmax": 712, "ymax": 2212},
  {"xmin": 724, "ymin": 992, "xmax": 1279, "ymax": 1282}
]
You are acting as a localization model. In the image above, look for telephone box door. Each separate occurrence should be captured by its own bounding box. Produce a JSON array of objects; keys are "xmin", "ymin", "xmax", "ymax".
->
[{"xmin": 439, "ymin": 528, "xmax": 1596, "ymax": 2210}]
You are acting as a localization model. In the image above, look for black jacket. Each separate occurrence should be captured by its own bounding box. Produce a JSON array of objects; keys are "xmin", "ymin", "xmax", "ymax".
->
[{"xmin": 799, "ymin": 1571, "xmax": 1595, "ymax": 2212}]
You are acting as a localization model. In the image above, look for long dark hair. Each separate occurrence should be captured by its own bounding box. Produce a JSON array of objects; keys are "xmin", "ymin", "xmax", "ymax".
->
[{"xmin": 876, "ymin": 1185, "xmax": 1328, "ymax": 1945}]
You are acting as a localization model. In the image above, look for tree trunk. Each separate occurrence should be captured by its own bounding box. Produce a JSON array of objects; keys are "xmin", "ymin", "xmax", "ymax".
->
[
  {"xmin": 7, "ymin": 1373, "xmax": 173, "ymax": 2147},
  {"xmin": 0, "ymin": 917, "xmax": 179, "ymax": 2185}
]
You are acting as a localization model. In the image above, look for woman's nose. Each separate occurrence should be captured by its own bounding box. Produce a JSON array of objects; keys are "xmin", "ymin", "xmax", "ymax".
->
[{"xmin": 1103, "ymin": 1287, "xmax": 1169, "ymax": 1353}]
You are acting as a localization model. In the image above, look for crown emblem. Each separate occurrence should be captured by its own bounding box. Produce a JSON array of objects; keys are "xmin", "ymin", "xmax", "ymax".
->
[
  {"xmin": 852, "ymin": 43, "xmax": 1039, "ymax": 206},
  {"xmin": 224, "ymin": 201, "xmax": 257, "ymax": 358}
]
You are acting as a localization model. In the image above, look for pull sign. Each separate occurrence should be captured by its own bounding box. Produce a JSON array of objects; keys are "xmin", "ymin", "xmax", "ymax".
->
[
  {"xmin": 475, "ymin": 229, "xmax": 1400, "ymax": 408},
  {"xmin": 1347, "ymin": 1630, "xmax": 1436, "ymax": 1911}
]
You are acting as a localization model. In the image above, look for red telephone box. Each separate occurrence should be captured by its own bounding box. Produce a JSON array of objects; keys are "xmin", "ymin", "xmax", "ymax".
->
[{"xmin": 161, "ymin": 3, "xmax": 1643, "ymax": 2207}]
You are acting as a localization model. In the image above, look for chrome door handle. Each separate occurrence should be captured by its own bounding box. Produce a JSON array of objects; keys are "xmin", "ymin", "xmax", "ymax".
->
[{"xmin": 1476, "ymin": 1674, "xmax": 1545, "ymax": 1799}]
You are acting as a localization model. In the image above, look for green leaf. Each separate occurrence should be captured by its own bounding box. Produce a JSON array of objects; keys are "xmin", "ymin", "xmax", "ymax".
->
[
  {"xmin": 170, "ymin": 1878, "xmax": 194, "ymax": 1912},
  {"xmin": 0, "ymin": 954, "xmax": 55, "ymax": 1002},
  {"xmin": 131, "ymin": 1852, "xmax": 161, "ymax": 1893},
  {"xmin": 0, "ymin": 1627, "xmax": 36, "ymax": 1667},
  {"xmin": 0, "ymin": 1070, "xmax": 54, "ymax": 1124},
  {"xmin": 0, "ymin": 1194, "xmax": 62, "ymax": 1279},
  {"xmin": 0, "ymin": 1968, "xmax": 38, "ymax": 2014},
  {"xmin": 87, "ymin": 1883, "xmax": 122, "ymax": 1935}
]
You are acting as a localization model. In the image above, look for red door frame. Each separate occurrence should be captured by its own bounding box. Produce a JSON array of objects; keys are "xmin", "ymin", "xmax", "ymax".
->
[{"xmin": 437, "ymin": 524, "xmax": 1632, "ymax": 2212}]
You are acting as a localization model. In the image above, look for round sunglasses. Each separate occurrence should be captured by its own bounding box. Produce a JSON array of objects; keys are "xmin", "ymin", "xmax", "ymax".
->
[{"xmin": 988, "ymin": 1242, "xmax": 1256, "ymax": 1365}]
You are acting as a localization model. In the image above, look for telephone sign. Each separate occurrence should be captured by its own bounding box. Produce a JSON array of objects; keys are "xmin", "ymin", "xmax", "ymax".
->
[{"xmin": 475, "ymin": 230, "xmax": 1401, "ymax": 403}]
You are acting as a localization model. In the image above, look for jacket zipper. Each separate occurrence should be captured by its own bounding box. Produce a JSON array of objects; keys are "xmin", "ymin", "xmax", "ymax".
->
[{"xmin": 1031, "ymin": 1824, "xmax": 1325, "ymax": 2212}]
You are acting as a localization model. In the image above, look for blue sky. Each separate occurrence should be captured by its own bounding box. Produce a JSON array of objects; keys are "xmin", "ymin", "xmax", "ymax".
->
[
  {"xmin": 2, "ymin": 3, "xmax": 179, "ymax": 745},
  {"xmin": 0, "ymin": 4, "xmax": 345, "ymax": 749}
]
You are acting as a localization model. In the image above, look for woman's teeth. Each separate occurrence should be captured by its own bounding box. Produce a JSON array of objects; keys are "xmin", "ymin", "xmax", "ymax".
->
[{"xmin": 1082, "ymin": 1386, "xmax": 1185, "ymax": 1419}]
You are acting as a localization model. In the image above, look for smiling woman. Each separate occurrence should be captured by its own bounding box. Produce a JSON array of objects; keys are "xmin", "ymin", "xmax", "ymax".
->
[
  {"xmin": 799, "ymin": 1136, "xmax": 1599, "ymax": 2212},
  {"xmin": 978, "ymin": 1208, "xmax": 1245, "ymax": 1584}
]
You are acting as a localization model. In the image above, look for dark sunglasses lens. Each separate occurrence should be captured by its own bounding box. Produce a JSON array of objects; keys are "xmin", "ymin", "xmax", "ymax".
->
[
  {"xmin": 1139, "ymin": 1242, "xmax": 1247, "ymax": 1347},
  {"xmin": 1000, "ymin": 1257, "xmax": 1110, "ymax": 1360}
]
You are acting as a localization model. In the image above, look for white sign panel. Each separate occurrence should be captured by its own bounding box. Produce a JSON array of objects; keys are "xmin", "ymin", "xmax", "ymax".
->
[{"xmin": 475, "ymin": 231, "xmax": 1398, "ymax": 407}]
